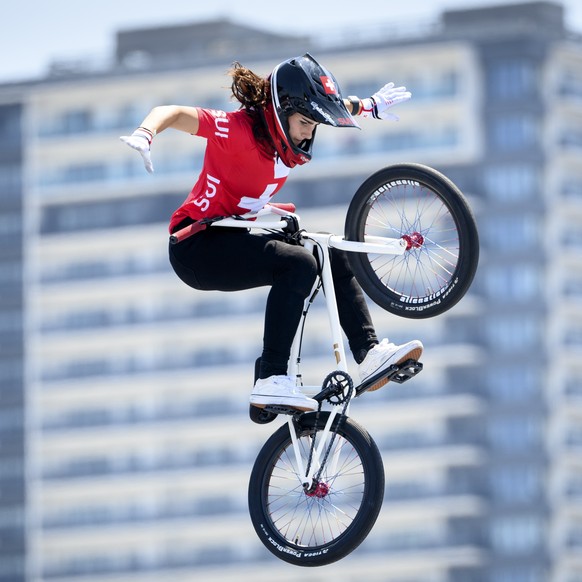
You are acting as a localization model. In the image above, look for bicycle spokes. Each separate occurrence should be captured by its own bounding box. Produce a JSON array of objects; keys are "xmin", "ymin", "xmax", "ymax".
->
[
  {"xmin": 345, "ymin": 164, "xmax": 479, "ymax": 318},
  {"xmin": 267, "ymin": 431, "xmax": 366, "ymax": 546},
  {"xmin": 249, "ymin": 412, "xmax": 385, "ymax": 565}
]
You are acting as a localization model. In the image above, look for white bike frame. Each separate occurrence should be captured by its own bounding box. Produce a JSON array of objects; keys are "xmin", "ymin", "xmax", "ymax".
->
[{"xmin": 215, "ymin": 204, "xmax": 407, "ymax": 488}]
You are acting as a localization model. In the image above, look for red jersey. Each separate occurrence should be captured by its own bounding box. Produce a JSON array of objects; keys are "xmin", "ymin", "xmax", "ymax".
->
[{"xmin": 169, "ymin": 107, "xmax": 291, "ymax": 232}]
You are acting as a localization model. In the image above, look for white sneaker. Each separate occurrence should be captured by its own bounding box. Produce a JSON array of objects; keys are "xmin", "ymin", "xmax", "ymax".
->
[
  {"xmin": 359, "ymin": 339, "xmax": 423, "ymax": 392},
  {"xmin": 250, "ymin": 375, "xmax": 318, "ymax": 412}
]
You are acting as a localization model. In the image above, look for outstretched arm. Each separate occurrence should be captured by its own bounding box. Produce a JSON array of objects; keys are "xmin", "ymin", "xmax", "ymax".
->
[
  {"xmin": 138, "ymin": 105, "xmax": 200, "ymax": 135},
  {"xmin": 344, "ymin": 83, "xmax": 411, "ymax": 121},
  {"xmin": 120, "ymin": 105, "xmax": 200, "ymax": 174}
]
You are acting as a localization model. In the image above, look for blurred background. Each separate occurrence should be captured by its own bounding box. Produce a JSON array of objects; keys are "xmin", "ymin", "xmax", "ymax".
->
[{"xmin": 1, "ymin": 1, "xmax": 582, "ymax": 581}]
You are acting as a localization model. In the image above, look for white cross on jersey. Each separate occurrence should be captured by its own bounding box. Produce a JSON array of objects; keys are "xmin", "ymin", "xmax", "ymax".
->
[
  {"xmin": 238, "ymin": 157, "xmax": 289, "ymax": 212},
  {"xmin": 239, "ymin": 184, "xmax": 278, "ymax": 212}
]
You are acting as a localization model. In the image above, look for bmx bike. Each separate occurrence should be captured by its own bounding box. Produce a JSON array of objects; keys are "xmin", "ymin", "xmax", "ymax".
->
[{"xmin": 171, "ymin": 162, "xmax": 480, "ymax": 566}]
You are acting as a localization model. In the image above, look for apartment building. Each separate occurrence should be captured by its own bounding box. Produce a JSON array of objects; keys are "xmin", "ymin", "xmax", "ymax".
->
[{"xmin": 0, "ymin": 2, "xmax": 581, "ymax": 581}]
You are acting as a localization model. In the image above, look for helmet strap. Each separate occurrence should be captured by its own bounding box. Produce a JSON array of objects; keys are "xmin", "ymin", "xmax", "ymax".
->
[{"xmin": 260, "ymin": 103, "xmax": 311, "ymax": 168}]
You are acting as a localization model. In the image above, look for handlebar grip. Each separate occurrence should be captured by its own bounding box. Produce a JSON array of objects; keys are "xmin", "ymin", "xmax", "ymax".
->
[
  {"xmin": 268, "ymin": 202, "xmax": 296, "ymax": 213},
  {"xmin": 169, "ymin": 221, "xmax": 207, "ymax": 244}
]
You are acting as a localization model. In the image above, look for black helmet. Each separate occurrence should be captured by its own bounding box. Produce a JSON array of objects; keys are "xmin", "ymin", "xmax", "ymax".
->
[{"xmin": 269, "ymin": 53, "xmax": 359, "ymax": 165}]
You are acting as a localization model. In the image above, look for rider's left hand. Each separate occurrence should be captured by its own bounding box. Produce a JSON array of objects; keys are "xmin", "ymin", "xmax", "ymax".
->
[
  {"xmin": 361, "ymin": 83, "xmax": 411, "ymax": 121},
  {"xmin": 120, "ymin": 127, "xmax": 155, "ymax": 173}
]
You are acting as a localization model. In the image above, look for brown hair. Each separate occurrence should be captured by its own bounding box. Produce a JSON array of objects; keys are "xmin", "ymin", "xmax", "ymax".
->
[
  {"xmin": 228, "ymin": 62, "xmax": 275, "ymax": 156},
  {"xmin": 229, "ymin": 62, "xmax": 271, "ymax": 108}
]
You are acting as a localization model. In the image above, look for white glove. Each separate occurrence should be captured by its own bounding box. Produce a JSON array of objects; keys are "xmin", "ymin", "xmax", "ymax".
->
[
  {"xmin": 360, "ymin": 82, "xmax": 411, "ymax": 121},
  {"xmin": 120, "ymin": 127, "xmax": 155, "ymax": 173}
]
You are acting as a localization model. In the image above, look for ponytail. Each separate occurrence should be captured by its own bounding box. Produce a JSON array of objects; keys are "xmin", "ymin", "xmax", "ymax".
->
[
  {"xmin": 229, "ymin": 62, "xmax": 271, "ymax": 109},
  {"xmin": 228, "ymin": 62, "xmax": 275, "ymax": 157}
]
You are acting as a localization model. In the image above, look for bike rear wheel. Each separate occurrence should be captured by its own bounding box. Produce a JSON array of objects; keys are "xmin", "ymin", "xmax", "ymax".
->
[
  {"xmin": 248, "ymin": 411, "xmax": 385, "ymax": 567},
  {"xmin": 344, "ymin": 163, "xmax": 479, "ymax": 318}
]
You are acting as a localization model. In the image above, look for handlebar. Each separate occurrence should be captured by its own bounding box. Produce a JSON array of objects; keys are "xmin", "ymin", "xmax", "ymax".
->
[{"xmin": 169, "ymin": 202, "xmax": 406, "ymax": 256}]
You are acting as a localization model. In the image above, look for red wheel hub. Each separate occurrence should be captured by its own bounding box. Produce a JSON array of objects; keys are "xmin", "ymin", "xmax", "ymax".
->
[
  {"xmin": 402, "ymin": 232, "xmax": 424, "ymax": 250},
  {"xmin": 305, "ymin": 481, "xmax": 330, "ymax": 498}
]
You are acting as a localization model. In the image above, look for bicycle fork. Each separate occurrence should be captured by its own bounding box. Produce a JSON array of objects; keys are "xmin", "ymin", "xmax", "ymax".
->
[{"xmin": 288, "ymin": 406, "xmax": 343, "ymax": 489}]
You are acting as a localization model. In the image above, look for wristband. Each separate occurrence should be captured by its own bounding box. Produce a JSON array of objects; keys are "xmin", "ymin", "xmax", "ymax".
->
[
  {"xmin": 359, "ymin": 97, "xmax": 377, "ymax": 119},
  {"xmin": 136, "ymin": 126, "xmax": 156, "ymax": 144},
  {"xmin": 370, "ymin": 97, "xmax": 380, "ymax": 119},
  {"xmin": 347, "ymin": 96, "xmax": 362, "ymax": 116}
]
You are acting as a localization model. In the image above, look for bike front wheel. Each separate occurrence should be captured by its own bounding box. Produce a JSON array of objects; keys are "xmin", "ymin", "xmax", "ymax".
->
[
  {"xmin": 248, "ymin": 412, "xmax": 385, "ymax": 567},
  {"xmin": 345, "ymin": 163, "xmax": 479, "ymax": 318}
]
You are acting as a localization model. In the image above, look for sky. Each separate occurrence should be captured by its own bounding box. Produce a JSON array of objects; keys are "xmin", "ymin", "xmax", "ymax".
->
[{"xmin": 3, "ymin": 0, "xmax": 582, "ymax": 83}]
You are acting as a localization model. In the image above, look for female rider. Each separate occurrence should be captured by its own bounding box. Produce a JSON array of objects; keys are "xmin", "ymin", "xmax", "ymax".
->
[{"xmin": 121, "ymin": 53, "xmax": 423, "ymax": 413}]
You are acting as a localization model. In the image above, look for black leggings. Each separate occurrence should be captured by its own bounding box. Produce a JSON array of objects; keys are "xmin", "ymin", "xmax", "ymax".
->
[{"xmin": 169, "ymin": 227, "xmax": 377, "ymax": 378}]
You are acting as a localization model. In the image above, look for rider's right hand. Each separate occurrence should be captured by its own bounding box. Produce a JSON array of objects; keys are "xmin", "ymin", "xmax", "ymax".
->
[
  {"xmin": 120, "ymin": 127, "xmax": 155, "ymax": 174},
  {"xmin": 361, "ymin": 83, "xmax": 411, "ymax": 121}
]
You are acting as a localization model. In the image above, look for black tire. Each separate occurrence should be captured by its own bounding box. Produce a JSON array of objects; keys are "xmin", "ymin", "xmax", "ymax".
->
[
  {"xmin": 248, "ymin": 411, "xmax": 385, "ymax": 567},
  {"xmin": 345, "ymin": 163, "xmax": 479, "ymax": 319}
]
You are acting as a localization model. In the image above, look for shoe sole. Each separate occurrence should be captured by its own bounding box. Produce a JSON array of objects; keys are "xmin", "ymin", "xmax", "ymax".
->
[{"xmin": 366, "ymin": 346, "xmax": 423, "ymax": 392}]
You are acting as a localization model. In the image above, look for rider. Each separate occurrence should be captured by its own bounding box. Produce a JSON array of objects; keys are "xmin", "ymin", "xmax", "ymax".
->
[{"xmin": 121, "ymin": 53, "xmax": 423, "ymax": 413}]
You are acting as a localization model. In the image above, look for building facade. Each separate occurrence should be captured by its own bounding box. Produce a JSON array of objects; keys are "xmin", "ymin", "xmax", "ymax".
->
[
  {"xmin": 0, "ymin": 90, "xmax": 26, "ymax": 582},
  {"xmin": 0, "ymin": 2, "xmax": 581, "ymax": 581}
]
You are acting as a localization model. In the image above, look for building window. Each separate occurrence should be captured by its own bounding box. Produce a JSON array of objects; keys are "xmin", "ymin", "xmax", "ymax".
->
[
  {"xmin": 483, "ymin": 164, "xmax": 539, "ymax": 201},
  {"xmin": 0, "ymin": 262, "xmax": 22, "ymax": 288},
  {"xmin": 565, "ymin": 326, "xmax": 582, "ymax": 347},
  {"xmin": 490, "ymin": 515, "xmax": 543, "ymax": 554},
  {"xmin": 490, "ymin": 114, "xmax": 539, "ymax": 151},
  {"xmin": 565, "ymin": 469, "xmax": 582, "ymax": 497},
  {"xmin": 566, "ymin": 422, "xmax": 582, "ymax": 446},
  {"xmin": 0, "ymin": 164, "xmax": 22, "ymax": 193},
  {"xmin": 490, "ymin": 566, "xmax": 544, "ymax": 582},
  {"xmin": 485, "ymin": 315, "xmax": 541, "ymax": 350},
  {"xmin": 40, "ymin": 193, "xmax": 183, "ymax": 233},
  {"xmin": 566, "ymin": 521, "xmax": 582, "ymax": 547},
  {"xmin": 481, "ymin": 213, "xmax": 539, "ymax": 252},
  {"xmin": 63, "ymin": 163, "xmax": 106, "ymax": 183},
  {"xmin": 0, "ymin": 311, "xmax": 22, "ymax": 334},
  {"xmin": 483, "ymin": 263, "xmax": 540, "ymax": 301},
  {"xmin": 559, "ymin": 68, "xmax": 582, "ymax": 99},
  {"xmin": 562, "ymin": 175, "xmax": 582, "ymax": 199},
  {"xmin": 560, "ymin": 126, "xmax": 582, "ymax": 149},
  {"xmin": 565, "ymin": 377, "xmax": 582, "ymax": 397},
  {"xmin": 61, "ymin": 109, "xmax": 93, "ymax": 134},
  {"xmin": 486, "ymin": 366, "xmax": 540, "ymax": 402},
  {"xmin": 0, "ymin": 104, "xmax": 22, "ymax": 145},
  {"xmin": 489, "ymin": 465, "xmax": 541, "ymax": 503},
  {"xmin": 487, "ymin": 59, "xmax": 538, "ymax": 100},
  {"xmin": 487, "ymin": 415, "xmax": 541, "ymax": 451},
  {"xmin": 0, "ymin": 557, "xmax": 25, "ymax": 579}
]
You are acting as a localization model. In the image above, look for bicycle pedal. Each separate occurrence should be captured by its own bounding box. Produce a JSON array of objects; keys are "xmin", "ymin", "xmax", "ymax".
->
[
  {"xmin": 355, "ymin": 359, "xmax": 423, "ymax": 396},
  {"xmin": 263, "ymin": 404, "xmax": 303, "ymax": 416},
  {"xmin": 387, "ymin": 359, "xmax": 423, "ymax": 383}
]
